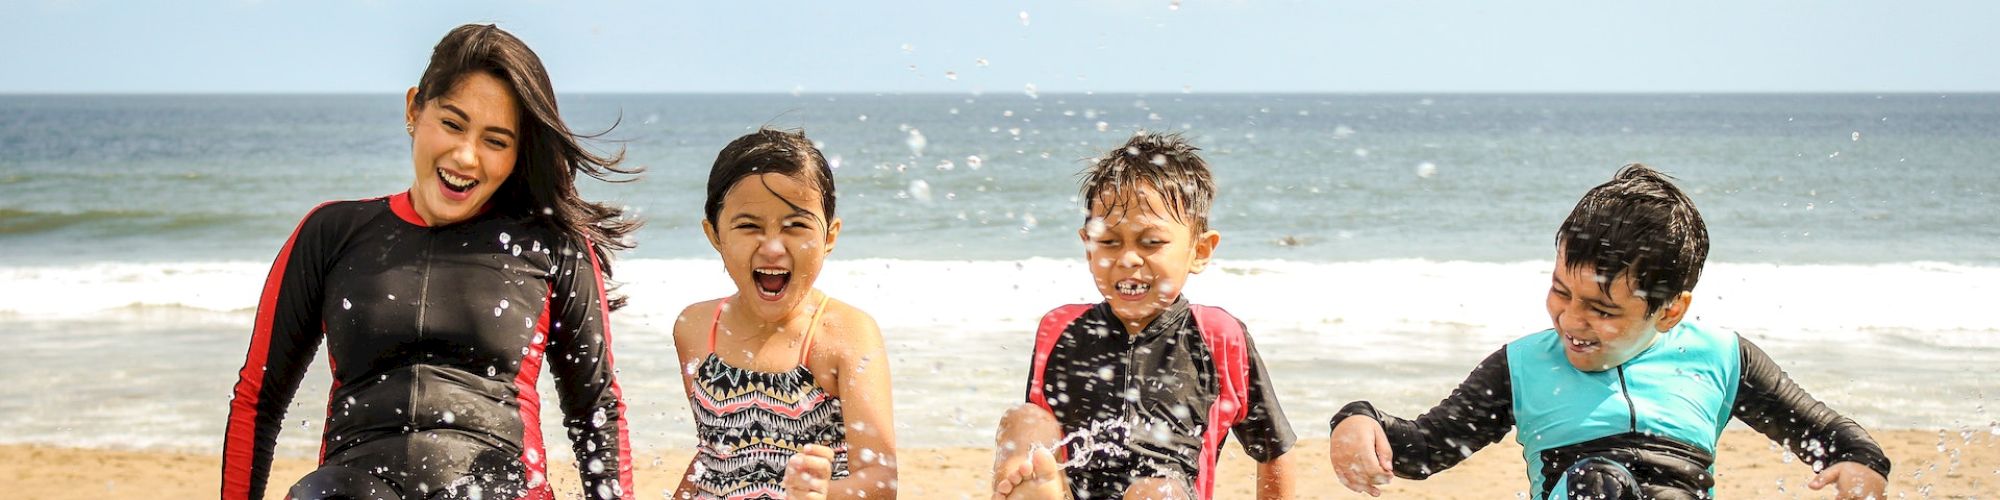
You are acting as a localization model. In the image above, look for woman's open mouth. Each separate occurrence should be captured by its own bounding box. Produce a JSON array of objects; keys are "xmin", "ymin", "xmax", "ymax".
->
[
  {"xmin": 438, "ymin": 169, "xmax": 479, "ymax": 200},
  {"xmin": 753, "ymin": 267, "xmax": 791, "ymax": 300}
]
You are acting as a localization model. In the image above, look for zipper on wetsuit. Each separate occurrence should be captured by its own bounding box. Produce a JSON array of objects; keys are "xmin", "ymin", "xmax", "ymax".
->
[
  {"xmin": 1615, "ymin": 365, "xmax": 1637, "ymax": 432},
  {"xmin": 409, "ymin": 233, "xmax": 435, "ymax": 430}
]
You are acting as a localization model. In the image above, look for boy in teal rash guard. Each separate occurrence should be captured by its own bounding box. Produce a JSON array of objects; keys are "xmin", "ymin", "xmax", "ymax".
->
[{"xmin": 1326, "ymin": 164, "xmax": 1890, "ymax": 499}]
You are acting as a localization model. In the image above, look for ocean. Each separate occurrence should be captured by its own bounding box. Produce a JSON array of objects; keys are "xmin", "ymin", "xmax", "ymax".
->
[{"xmin": 1, "ymin": 93, "xmax": 1996, "ymax": 457}]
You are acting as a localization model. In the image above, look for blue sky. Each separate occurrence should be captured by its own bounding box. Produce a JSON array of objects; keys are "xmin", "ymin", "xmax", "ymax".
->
[{"xmin": 3, "ymin": 0, "xmax": 1995, "ymax": 93}]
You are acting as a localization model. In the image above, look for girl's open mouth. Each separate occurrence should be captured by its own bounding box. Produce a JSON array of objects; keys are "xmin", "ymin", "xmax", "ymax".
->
[{"xmin": 753, "ymin": 268, "xmax": 791, "ymax": 299}]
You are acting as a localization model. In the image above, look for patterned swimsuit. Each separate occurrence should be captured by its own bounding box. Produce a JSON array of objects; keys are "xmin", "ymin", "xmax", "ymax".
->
[{"xmin": 688, "ymin": 296, "xmax": 849, "ymax": 499}]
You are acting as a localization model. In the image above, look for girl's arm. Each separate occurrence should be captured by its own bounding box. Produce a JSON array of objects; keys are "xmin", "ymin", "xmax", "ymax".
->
[
  {"xmin": 670, "ymin": 301, "xmax": 716, "ymax": 500},
  {"xmin": 824, "ymin": 305, "xmax": 898, "ymax": 499}
]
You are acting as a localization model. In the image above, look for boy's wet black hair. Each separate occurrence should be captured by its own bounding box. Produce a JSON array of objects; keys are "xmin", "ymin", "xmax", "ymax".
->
[
  {"xmin": 1558, "ymin": 163, "xmax": 1710, "ymax": 315},
  {"xmin": 1078, "ymin": 131, "xmax": 1216, "ymax": 233},
  {"xmin": 704, "ymin": 128, "xmax": 836, "ymax": 227}
]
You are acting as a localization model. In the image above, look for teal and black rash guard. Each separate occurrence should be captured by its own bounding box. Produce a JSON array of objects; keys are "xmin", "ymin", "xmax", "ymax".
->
[
  {"xmin": 221, "ymin": 193, "xmax": 634, "ymax": 500},
  {"xmin": 1332, "ymin": 322, "xmax": 1890, "ymax": 500}
]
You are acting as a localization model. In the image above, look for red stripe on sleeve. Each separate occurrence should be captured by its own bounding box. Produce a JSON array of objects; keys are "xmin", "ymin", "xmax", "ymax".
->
[
  {"xmin": 582, "ymin": 243, "xmax": 637, "ymax": 495},
  {"xmin": 513, "ymin": 287, "xmax": 554, "ymax": 500},
  {"xmin": 221, "ymin": 201, "xmax": 334, "ymax": 500}
]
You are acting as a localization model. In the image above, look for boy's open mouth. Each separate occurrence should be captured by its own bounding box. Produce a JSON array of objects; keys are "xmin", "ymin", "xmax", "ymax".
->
[
  {"xmin": 1563, "ymin": 334, "xmax": 1601, "ymax": 353},
  {"xmin": 754, "ymin": 267, "xmax": 791, "ymax": 299},
  {"xmin": 1114, "ymin": 279, "xmax": 1150, "ymax": 298},
  {"xmin": 439, "ymin": 169, "xmax": 479, "ymax": 193}
]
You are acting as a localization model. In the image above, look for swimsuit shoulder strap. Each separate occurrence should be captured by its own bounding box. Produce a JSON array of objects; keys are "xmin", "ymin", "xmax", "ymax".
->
[
  {"xmin": 706, "ymin": 297, "xmax": 730, "ymax": 354},
  {"xmin": 797, "ymin": 293, "xmax": 833, "ymax": 365}
]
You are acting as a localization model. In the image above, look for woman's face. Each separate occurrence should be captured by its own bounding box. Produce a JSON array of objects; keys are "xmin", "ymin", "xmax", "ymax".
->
[
  {"xmin": 703, "ymin": 173, "xmax": 840, "ymax": 324},
  {"xmin": 404, "ymin": 71, "xmax": 520, "ymax": 226}
]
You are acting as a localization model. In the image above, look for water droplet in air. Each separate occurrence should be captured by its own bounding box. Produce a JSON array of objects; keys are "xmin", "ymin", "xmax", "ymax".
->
[
  {"xmin": 1852, "ymin": 131, "xmax": 1861, "ymax": 141},
  {"xmin": 1416, "ymin": 162, "xmax": 1438, "ymax": 179},
  {"xmin": 1096, "ymin": 121, "xmax": 1110, "ymax": 132},
  {"xmin": 944, "ymin": 71, "xmax": 958, "ymax": 81},
  {"xmin": 966, "ymin": 155, "xmax": 983, "ymax": 169},
  {"xmin": 342, "ymin": 298, "xmax": 352, "ymax": 310},
  {"xmin": 1018, "ymin": 11, "xmax": 1030, "ymax": 26},
  {"xmin": 906, "ymin": 129, "xmax": 928, "ymax": 157},
  {"xmin": 442, "ymin": 411, "xmax": 456, "ymax": 424},
  {"xmin": 499, "ymin": 233, "xmax": 511, "ymax": 247},
  {"xmin": 1024, "ymin": 83, "xmax": 1039, "ymax": 99},
  {"xmin": 1168, "ymin": 0, "xmax": 1182, "ymax": 10},
  {"xmin": 906, "ymin": 180, "xmax": 933, "ymax": 203}
]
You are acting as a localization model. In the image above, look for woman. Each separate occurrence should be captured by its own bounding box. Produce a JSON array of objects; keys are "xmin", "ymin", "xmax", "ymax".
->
[{"xmin": 220, "ymin": 24, "xmax": 640, "ymax": 500}]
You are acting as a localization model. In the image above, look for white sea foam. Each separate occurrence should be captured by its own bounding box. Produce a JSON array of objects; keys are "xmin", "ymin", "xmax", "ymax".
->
[{"xmin": 5, "ymin": 258, "xmax": 1995, "ymax": 344}]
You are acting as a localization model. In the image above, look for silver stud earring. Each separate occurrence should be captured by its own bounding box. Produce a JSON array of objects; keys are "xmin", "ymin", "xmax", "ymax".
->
[{"xmin": 405, "ymin": 122, "xmax": 415, "ymax": 134}]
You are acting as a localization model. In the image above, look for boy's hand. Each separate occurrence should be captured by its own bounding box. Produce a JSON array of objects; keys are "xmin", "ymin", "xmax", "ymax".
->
[
  {"xmin": 782, "ymin": 444, "xmax": 837, "ymax": 500},
  {"xmin": 992, "ymin": 444, "xmax": 1066, "ymax": 500},
  {"xmin": 1328, "ymin": 415, "xmax": 1395, "ymax": 497},
  {"xmin": 1807, "ymin": 461, "xmax": 1886, "ymax": 500}
]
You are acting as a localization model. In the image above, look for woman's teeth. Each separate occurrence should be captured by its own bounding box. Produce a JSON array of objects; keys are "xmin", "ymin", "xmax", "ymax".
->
[{"xmin": 439, "ymin": 170, "xmax": 478, "ymax": 193}]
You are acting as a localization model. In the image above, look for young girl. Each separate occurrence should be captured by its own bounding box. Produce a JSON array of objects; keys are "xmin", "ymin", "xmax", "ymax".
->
[{"xmin": 672, "ymin": 129, "xmax": 897, "ymax": 499}]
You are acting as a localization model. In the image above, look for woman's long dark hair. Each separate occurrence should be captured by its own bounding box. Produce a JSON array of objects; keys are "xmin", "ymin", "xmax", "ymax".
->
[{"xmin": 414, "ymin": 24, "xmax": 640, "ymax": 309}]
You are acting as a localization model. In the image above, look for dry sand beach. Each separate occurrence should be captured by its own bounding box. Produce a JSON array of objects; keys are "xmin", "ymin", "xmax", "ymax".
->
[{"xmin": 5, "ymin": 430, "xmax": 1992, "ymax": 499}]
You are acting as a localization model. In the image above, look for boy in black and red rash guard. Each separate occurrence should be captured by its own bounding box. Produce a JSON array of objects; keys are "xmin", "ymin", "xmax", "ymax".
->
[{"xmin": 992, "ymin": 132, "xmax": 1296, "ymax": 500}]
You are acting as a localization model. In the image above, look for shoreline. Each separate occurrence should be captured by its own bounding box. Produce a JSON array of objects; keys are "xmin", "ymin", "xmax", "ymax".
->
[{"xmin": 6, "ymin": 430, "xmax": 1991, "ymax": 499}]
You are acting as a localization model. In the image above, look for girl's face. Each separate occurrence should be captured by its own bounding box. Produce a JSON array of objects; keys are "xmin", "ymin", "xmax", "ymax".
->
[
  {"xmin": 403, "ymin": 72, "xmax": 520, "ymax": 226},
  {"xmin": 704, "ymin": 173, "xmax": 841, "ymax": 323}
]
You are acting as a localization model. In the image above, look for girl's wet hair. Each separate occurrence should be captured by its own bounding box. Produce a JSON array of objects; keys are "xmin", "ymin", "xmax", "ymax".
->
[
  {"xmin": 1558, "ymin": 163, "xmax": 1710, "ymax": 314},
  {"xmin": 1078, "ymin": 131, "xmax": 1216, "ymax": 233},
  {"xmin": 414, "ymin": 24, "xmax": 641, "ymax": 309},
  {"xmin": 703, "ymin": 128, "xmax": 836, "ymax": 227}
]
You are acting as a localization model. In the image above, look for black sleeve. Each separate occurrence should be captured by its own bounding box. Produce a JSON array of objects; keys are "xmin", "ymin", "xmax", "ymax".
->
[
  {"xmin": 1331, "ymin": 347, "xmax": 1514, "ymax": 479},
  {"xmin": 1232, "ymin": 324, "xmax": 1297, "ymax": 462},
  {"xmin": 546, "ymin": 241, "xmax": 634, "ymax": 499},
  {"xmin": 221, "ymin": 204, "xmax": 335, "ymax": 500},
  {"xmin": 1732, "ymin": 336, "xmax": 1892, "ymax": 478}
]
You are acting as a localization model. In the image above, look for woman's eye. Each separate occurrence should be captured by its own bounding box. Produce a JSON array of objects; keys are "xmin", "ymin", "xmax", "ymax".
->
[
  {"xmin": 441, "ymin": 119, "xmax": 463, "ymax": 132},
  {"xmin": 485, "ymin": 138, "xmax": 508, "ymax": 149}
]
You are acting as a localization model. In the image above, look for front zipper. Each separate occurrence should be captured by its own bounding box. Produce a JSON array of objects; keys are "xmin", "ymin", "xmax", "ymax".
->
[
  {"xmin": 409, "ymin": 233, "xmax": 435, "ymax": 430},
  {"xmin": 1615, "ymin": 365, "xmax": 1637, "ymax": 432}
]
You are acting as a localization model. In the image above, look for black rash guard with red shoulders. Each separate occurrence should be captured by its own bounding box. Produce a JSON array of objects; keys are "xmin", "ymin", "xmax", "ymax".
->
[{"xmin": 221, "ymin": 192, "xmax": 634, "ymax": 500}]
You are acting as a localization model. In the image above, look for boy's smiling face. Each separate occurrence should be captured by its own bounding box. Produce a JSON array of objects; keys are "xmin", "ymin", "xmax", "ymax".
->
[
  {"xmin": 1081, "ymin": 183, "xmax": 1219, "ymax": 331},
  {"xmin": 1546, "ymin": 248, "xmax": 1692, "ymax": 371}
]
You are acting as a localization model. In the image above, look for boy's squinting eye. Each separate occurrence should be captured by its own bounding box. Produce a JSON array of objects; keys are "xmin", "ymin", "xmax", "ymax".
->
[{"xmin": 732, "ymin": 223, "xmax": 759, "ymax": 231}]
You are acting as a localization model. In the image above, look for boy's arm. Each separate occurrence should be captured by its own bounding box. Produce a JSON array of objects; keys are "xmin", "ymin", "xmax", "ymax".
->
[
  {"xmin": 1233, "ymin": 331, "xmax": 1297, "ymax": 462},
  {"xmin": 1235, "ymin": 332, "xmax": 1296, "ymax": 498},
  {"xmin": 1255, "ymin": 452, "xmax": 1293, "ymax": 499},
  {"xmin": 1732, "ymin": 336, "xmax": 1892, "ymax": 478},
  {"xmin": 1329, "ymin": 348, "xmax": 1515, "ymax": 479}
]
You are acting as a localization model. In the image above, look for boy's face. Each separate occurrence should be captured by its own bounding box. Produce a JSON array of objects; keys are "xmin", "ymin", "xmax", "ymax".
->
[
  {"xmin": 1545, "ymin": 248, "xmax": 1691, "ymax": 372},
  {"xmin": 1080, "ymin": 184, "xmax": 1219, "ymax": 330}
]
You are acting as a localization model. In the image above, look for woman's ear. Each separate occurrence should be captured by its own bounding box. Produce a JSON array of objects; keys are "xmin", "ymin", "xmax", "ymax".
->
[{"xmin": 403, "ymin": 86, "xmax": 420, "ymax": 133}]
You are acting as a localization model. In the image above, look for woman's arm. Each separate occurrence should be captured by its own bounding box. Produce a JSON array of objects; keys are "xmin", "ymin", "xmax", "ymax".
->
[
  {"xmin": 221, "ymin": 203, "xmax": 336, "ymax": 500},
  {"xmin": 546, "ymin": 241, "xmax": 634, "ymax": 499}
]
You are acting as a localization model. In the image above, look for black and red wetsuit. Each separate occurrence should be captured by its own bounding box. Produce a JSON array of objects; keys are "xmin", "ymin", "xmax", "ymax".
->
[
  {"xmin": 221, "ymin": 192, "xmax": 634, "ymax": 500},
  {"xmin": 1027, "ymin": 297, "xmax": 1295, "ymax": 499}
]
